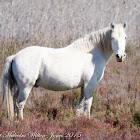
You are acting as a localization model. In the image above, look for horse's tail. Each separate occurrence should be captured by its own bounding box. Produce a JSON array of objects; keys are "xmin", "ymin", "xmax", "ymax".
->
[{"xmin": 2, "ymin": 55, "xmax": 15, "ymax": 121}]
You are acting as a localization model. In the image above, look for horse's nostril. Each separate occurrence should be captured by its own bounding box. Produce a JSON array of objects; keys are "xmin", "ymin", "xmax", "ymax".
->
[{"xmin": 116, "ymin": 54, "xmax": 119, "ymax": 59}]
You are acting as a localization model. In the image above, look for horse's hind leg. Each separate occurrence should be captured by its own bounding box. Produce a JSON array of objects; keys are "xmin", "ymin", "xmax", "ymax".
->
[{"xmin": 16, "ymin": 85, "xmax": 32, "ymax": 120}]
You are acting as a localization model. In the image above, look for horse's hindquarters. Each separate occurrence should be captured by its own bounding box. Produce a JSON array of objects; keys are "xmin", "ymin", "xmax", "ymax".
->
[{"xmin": 12, "ymin": 47, "xmax": 42, "ymax": 87}]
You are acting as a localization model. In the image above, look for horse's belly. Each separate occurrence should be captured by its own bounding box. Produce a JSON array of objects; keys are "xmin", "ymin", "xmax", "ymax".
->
[
  {"xmin": 38, "ymin": 78, "xmax": 83, "ymax": 91},
  {"xmin": 37, "ymin": 69, "xmax": 83, "ymax": 91}
]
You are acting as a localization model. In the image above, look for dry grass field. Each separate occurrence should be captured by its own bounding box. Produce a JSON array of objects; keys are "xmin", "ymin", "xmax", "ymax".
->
[{"xmin": 0, "ymin": 0, "xmax": 140, "ymax": 139}]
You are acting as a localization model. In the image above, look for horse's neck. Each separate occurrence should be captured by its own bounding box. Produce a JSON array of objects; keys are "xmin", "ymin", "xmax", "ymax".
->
[
  {"xmin": 99, "ymin": 29, "xmax": 113, "ymax": 63},
  {"xmin": 91, "ymin": 29, "xmax": 113, "ymax": 64},
  {"xmin": 68, "ymin": 28, "xmax": 113, "ymax": 63}
]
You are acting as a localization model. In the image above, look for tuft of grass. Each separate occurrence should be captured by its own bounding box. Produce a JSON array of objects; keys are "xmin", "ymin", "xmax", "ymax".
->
[
  {"xmin": 133, "ymin": 111, "xmax": 140, "ymax": 127},
  {"xmin": 112, "ymin": 67, "xmax": 121, "ymax": 74}
]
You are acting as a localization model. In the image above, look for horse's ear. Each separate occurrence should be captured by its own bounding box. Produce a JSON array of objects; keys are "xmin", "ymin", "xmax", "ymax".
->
[
  {"xmin": 111, "ymin": 22, "xmax": 115, "ymax": 29},
  {"xmin": 123, "ymin": 22, "xmax": 127, "ymax": 29}
]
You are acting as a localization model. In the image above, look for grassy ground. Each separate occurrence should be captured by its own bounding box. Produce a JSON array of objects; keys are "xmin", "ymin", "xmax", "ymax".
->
[{"xmin": 0, "ymin": 0, "xmax": 140, "ymax": 139}]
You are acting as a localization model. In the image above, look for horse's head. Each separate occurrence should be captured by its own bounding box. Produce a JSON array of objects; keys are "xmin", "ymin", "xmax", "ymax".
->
[{"xmin": 110, "ymin": 22, "xmax": 127, "ymax": 62}]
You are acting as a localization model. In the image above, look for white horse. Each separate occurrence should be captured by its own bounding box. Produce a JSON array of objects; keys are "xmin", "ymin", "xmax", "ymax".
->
[{"xmin": 2, "ymin": 22, "xmax": 127, "ymax": 120}]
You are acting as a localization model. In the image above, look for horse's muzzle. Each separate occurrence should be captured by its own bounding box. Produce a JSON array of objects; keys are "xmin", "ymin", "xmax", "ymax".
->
[{"xmin": 116, "ymin": 53, "xmax": 126, "ymax": 62}]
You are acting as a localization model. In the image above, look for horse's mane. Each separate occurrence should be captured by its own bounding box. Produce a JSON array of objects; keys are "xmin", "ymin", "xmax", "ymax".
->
[{"xmin": 69, "ymin": 27, "xmax": 111, "ymax": 53}]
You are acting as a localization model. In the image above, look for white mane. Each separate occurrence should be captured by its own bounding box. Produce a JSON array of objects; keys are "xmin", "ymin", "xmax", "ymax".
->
[{"xmin": 68, "ymin": 27, "xmax": 111, "ymax": 53}]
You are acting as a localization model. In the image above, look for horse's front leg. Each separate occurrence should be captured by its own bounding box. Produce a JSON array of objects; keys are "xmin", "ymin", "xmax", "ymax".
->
[{"xmin": 76, "ymin": 80, "xmax": 97, "ymax": 118}]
